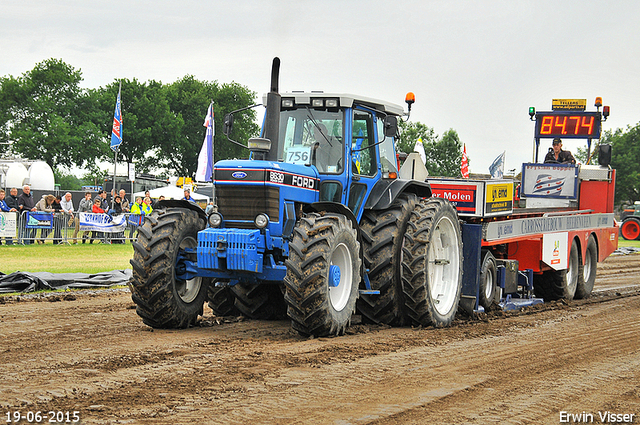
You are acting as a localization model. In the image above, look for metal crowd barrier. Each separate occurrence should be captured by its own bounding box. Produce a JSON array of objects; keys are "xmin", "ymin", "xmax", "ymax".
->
[{"xmin": 1, "ymin": 211, "xmax": 145, "ymax": 245}]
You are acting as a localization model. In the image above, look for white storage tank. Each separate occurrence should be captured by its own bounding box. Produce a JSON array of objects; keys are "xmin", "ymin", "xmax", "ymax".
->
[
  {"xmin": 27, "ymin": 161, "xmax": 55, "ymax": 190},
  {"xmin": 5, "ymin": 162, "xmax": 29, "ymax": 188}
]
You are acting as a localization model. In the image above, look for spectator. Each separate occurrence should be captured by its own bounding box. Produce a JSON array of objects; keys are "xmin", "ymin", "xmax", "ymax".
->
[
  {"xmin": 142, "ymin": 196, "xmax": 154, "ymax": 215},
  {"xmin": 52, "ymin": 195, "xmax": 63, "ymax": 244},
  {"xmin": 61, "ymin": 192, "xmax": 77, "ymax": 244},
  {"xmin": 90, "ymin": 197, "xmax": 106, "ymax": 244},
  {"xmin": 205, "ymin": 201, "xmax": 215, "ymax": 215},
  {"xmin": 129, "ymin": 197, "xmax": 145, "ymax": 240},
  {"xmin": 97, "ymin": 190, "xmax": 109, "ymax": 211},
  {"xmin": 0, "ymin": 189, "xmax": 18, "ymax": 245},
  {"xmin": 183, "ymin": 189, "xmax": 195, "ymax": 203},
  {"xmin": 18, "ymin": 185, "xmax": 37, "ymax": 244},
  {"xmin": 35, "ymin": 194, "xmax": 56, "ymax": 244},
  {"xmin": 111, "ymin": 196, "xmax": 125, "ymax": 244},
  {"xmin": 118, "ymin": 189, "xmax": 130, "ymax": 213},
  {"xmin": 77, "ymin": 192, "xmax": 93, "ymax": 244},
  {"xmin": 6, "ymin": 188, "xmax": 19, "ymax": 211}
]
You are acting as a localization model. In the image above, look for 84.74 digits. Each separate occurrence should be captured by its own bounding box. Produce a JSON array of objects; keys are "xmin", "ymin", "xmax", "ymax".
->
[{"xmin": 5, "ymin": 411, "xmax": 80, "ymax": 423}]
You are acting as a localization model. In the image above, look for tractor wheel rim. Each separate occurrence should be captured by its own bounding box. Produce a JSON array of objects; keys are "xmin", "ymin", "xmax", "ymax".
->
[
  {"xmin": 177, "ymin": 236, "xmax": 202, "ymax": 303},
  {"xmin": 428, "ymin": 216, "xmax": 460, "ymax": 316},
  {"xmin": 329, "ymin": 242, "xmax": 352, "ymax": 312}
]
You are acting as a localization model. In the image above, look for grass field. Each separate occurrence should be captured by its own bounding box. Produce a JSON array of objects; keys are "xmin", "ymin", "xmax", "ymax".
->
[{"xmin": 0, "ymin": 243, "xmax": 133, "ymax": 274}]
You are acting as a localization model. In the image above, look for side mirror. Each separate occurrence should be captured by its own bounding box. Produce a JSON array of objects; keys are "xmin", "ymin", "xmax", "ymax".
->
[
  {"xmin": 384, "ymin": 116, "xmax": 397, "ymax": 138},
  {"xmin": 223, "ymin": 113, "xmax": 234, "ymax": 136},
  {"xmin": 598, "ymin": 143, "xmax": 612, "ymax": 167}
]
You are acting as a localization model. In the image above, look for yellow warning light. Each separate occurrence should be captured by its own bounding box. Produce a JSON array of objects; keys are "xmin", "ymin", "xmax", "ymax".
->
[{"xmin": 595, "ymin": 97, "xmax": 603, "ymax": 107}]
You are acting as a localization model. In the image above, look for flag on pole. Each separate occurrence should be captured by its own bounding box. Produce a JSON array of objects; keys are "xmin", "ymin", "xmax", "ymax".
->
[
  {"xmin": 195, "ymin": 103, "xmax": 214, "ymax": 182},
  {"xmin": 489, "ymin": 151, "xmax": 505, "ymax": 179},
  {"xmin": 110, "ymin": 86, "xmax": 122, "ymax": 152},
  {"xmin": 460, "ymin": 144, "xmax": 469, "ymax": 178}
]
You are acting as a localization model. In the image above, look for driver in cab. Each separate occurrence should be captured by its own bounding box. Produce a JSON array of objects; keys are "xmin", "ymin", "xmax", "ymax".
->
[{"xmin": 544, "ymin": 138, "xmax": 576, "ymax": 164}]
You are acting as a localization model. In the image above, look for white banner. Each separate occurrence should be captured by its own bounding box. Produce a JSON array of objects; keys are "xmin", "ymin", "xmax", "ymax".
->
[
  {"xmin": 0, "ymin": 212, "xmax": 17, "ymax": 237},
  {"xmin": 79, "ymin": 212, "xmax": 127, "ymax": 233}
]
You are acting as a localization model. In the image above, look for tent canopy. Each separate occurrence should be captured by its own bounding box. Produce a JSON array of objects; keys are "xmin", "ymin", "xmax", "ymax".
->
[{"xmin": 133, "ymin": 186, "xmax": 209, "ymax": 203}]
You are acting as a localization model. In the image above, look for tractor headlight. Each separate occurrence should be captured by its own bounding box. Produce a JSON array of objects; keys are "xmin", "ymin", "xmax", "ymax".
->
[
  {"xmin": 254, "ymin": 213, "xmax": 269, "ymax": 229},
  {"xmin": 208, "ymin": 212, "xmax": 223, "ymax": 228}
]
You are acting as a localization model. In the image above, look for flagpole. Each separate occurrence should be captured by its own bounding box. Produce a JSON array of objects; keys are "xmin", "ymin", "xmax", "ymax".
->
[
  {"xmin": 111, "ymin": 81, "xmax": 122, "ymax": 212},
  {"xmin": 210, "ymin": 100, "xmax": 216, "ymax": 211}
]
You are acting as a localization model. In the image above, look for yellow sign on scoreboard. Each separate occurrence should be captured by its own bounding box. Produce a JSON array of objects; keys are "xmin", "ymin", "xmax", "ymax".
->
[
  {"xmin": 552, "ymin": 99, "xmax": 587, "ymax": 111},
  {"xmin": 485, "ymin": 182, "xmax": 513, "ymax": 214}
]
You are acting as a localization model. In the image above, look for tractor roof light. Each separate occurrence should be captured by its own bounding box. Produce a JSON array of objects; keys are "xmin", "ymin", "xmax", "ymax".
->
[
  {"xmin": 282, "ymin": 98, "xmax": 295, "ymax": 108},
  {"xmin": 405, "ymin": 92, "xmax": 415, "ymax": 110}
]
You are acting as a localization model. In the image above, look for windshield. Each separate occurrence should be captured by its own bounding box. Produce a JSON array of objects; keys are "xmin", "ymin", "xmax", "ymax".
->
[{"xmin": 277, "ymin": 108, "xmax": 344, "ymax": 173}]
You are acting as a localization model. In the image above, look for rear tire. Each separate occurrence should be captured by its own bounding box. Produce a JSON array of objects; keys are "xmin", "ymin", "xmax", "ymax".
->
[
  {"xmin": 129, "ymin": 208, "xmax": 207, "ymax": 328},
  {"xmin": 479, "ymin": 250, "xmax": 498, "ymax": 311},
  {"xmin": 206, "ymin": 283, "xmax": 241, "ymax": 316},
  {"xmin": 402, "ymin": 198, "xmax": 463, "ymax": 327},
  {"xmin": 284, "ymin": 213, "xmax": 361, "ymax": 336},
  {"xmin": 575, "ymin": 235, "xmax": 597, "ymax": 299},
  {"xmin": 620, "ymin": 218, "xmax": 640, "ymax": 240},
  {"xmin": 231, "ymin": 282, "xmax": 287, "ymax": 320},
  {"xmin": 357, "ymin": 193, "xmax": 418, "ymax": 325}
]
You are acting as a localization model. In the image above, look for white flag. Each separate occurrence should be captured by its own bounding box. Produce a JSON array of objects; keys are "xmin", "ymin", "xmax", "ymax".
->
[
  {"xmin": 414, "ymin": 138, "xmax": 426, "ymax": 164},
  {"xmin": 195, "ymin": 103, "xmax": 214, "ymax": 182},
  {"xmin": 489, "ymin": 151, "xmax": 505, "ymax": 179}
]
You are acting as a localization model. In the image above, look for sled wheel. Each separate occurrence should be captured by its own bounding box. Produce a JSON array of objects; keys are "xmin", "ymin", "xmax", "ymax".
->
[
  {"xmin": 479, "ymin": 250, "xmax": 499, "ymax": 311},
  {"xmin": 575, "ymin": 235, "xmax": 598, "ymax": 299},
  {"xmin": 284, "ymin": 213, "xmax": 361, "ymax": 336},
  {"xmin": 129, "ymin": 207, "xmax": 207, "ymax": 328},
  {"xmin": 534, "ymin": 238, "xmax": 580, "ymax": 301}
]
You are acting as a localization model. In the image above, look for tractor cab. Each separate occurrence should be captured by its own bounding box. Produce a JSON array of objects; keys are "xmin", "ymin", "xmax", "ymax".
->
[{"xmin": 269, "ymin": 92, "xmax": 404, "ymax": 221}]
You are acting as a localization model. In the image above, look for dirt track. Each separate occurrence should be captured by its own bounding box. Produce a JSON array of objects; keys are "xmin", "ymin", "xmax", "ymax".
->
[{"xmin": 1, "ymin": 254, "xmax": 639, "ymax": 425}]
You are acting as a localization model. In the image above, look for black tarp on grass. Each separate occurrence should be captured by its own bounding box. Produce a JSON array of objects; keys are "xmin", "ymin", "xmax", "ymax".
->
[{"xmin": 0, "ymin": 270, "xmax": 132, "ymax": 293}]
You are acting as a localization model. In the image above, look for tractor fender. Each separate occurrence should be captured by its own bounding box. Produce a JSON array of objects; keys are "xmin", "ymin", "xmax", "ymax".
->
[
  {"xmin": 156, "ymin": 199, "xmax": 207, "ymax": 222},
  {"xmin": 364, "ymin": 178, "xmax": 432, "ymax": 210}
]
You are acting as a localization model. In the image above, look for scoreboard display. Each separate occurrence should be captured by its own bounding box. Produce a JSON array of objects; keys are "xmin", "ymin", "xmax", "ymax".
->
[{"xmin": 534, "ymin": 111, "xmax": 602, "ymax": 139}]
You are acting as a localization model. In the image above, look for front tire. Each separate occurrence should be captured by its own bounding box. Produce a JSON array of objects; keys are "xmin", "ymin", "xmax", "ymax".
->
[
  {"xmin": 129, "ymin": 208, "xmax": 207, "ymax": 328},
  {"xmin": 284, "ymin": 213, "xmax": 361, "ymax": 336},
  {"xmin": 402, "ymin": 198, "xmax": 463, "ymax": 327}
]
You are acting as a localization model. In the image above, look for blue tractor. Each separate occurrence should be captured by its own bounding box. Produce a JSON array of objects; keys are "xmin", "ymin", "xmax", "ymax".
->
[{"xmin": 129, "ymin": 58, "xmax": 464, "ymax": 336}]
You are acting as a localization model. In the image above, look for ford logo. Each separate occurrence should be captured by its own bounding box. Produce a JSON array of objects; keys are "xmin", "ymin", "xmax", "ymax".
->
[{"xmin": 231, "ymin": 171, "xmax": 247, "ymax": 179}]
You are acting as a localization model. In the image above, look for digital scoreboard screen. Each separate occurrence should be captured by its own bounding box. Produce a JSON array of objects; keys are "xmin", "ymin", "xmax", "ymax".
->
[{"xmin": 534, "ymin": 112, "xmax": 601, "ymax": 139}]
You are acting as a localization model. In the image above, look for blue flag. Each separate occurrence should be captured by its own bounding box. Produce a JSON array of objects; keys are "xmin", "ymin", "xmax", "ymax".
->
[
  {"xmin": 195, "ymin": 103, "xmax": 214, "ymax": 182},
  {"xmin": 110, "ymin": 88, "xmax": 122, "ymax": 152}
]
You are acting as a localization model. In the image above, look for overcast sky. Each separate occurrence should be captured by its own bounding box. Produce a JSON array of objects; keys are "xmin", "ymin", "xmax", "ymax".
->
[{"xmin": 2, "ymin": 0, "xmax": 639, "ymax": 174}]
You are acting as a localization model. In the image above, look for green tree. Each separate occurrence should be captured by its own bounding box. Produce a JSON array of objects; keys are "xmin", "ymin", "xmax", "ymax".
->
[
  {"xmin": 398, "ymin": 120, "xmax": 467, "ymax": 178},
  {"xmin": 97, "ymin": 79, "xmax": 183, "ymax": 175},
  {"xmin": 397, "ymin": 120, "xmax": 436, "ymax": 155},
  {"xmin": 0, "ymin": 59, "xmax": 107, "ymax": 168},
  {"xmin": 165, "ymin": 76, "xmax": 259, "ymax": 177},
  {"xmin": 423, "ymin": 129, "xmax": 465, "ymax": 177},
  {"xmin": 600, "ymin": 125, "xmax": 640, "ymax": 204}
]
